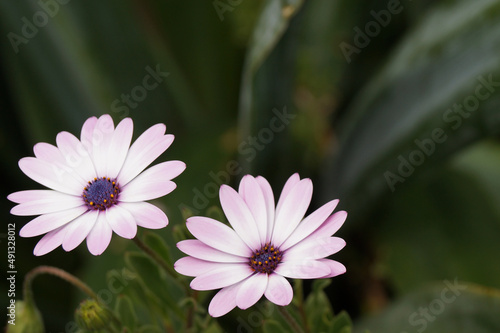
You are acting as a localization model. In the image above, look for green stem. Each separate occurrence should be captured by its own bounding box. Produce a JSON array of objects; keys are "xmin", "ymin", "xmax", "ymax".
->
[
  {"xmin": 132, "ymin": 236, "xmax": 190, "ymax": 293},
  {"xmin": 23, "ymin": 266, "xmax": 97, "ymax": 304},
  {"xmin": 295, "ymin": 280, "xmax": 311, "ymax": 333},
  {"xmin": 277, "ymin": 306, "xmax": 305, "ymax": 333}
]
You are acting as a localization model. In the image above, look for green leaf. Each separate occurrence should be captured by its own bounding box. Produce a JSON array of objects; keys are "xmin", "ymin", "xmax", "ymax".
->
[
  {"xmin": 138, "ymin": 325, "xmax": 162, "ymax": 333},
  {"xmin": 376, "ymin": 140, "xmax": 500, "ymax": 293},
  {"xmin": 327, "ymin": 0, "xmax": 500, "ymax": 221},
  {"xmin": 238, "ymin": 0, "xmax": 305, "ymax": 171},
  {"xmin": 115, "ymin": 295, "xmax": 137, "ymax": 331},
  {"xmin": 142, "ymin": 232, "xmax": 174, "ymax": 267},
  {"xmin": 354, "ymin": 283, "xmax": 500, "ymax": 333},
  {"xmin": 330, "ymin": 311, "xmax": 353, "ymax": 333},
  {"xmin": 125, "ymin": 252, "xmax": 184, "ymax": 319},
  {"xmin": 263, "ymin": 319, "xmax": 289, "ymax": 333},
  {"xmin": 305, "ymin": 279, "xmax": 335, "ymax": 332}
]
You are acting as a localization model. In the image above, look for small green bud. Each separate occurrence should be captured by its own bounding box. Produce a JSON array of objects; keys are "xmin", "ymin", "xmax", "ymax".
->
[
  {"xmin": 5, "ymin": 300, "xmax": 44, "ymax": 333},
  {"xmin": 75, "ymin": 299, "xmax": 113, "ymax": 331}
]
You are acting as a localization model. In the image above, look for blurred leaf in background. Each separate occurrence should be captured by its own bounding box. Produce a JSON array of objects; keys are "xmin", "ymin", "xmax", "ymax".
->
[{"xmin": 1, "ymin": 0, "xmax": 500, "ymax": 331}]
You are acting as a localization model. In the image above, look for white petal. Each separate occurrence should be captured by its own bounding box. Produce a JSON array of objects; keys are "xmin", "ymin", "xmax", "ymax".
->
[
  {"xmin": 105, "ymin": 205, "xmax": 137, "ymax": 239},
  {"xmin": 190, "ymin": 264, "xmax": 254, "ymax": 291},
  {"xmin": 220, "ymin": 185, "xmax": 261, "ymax": 250},
  {"xmin": 33, "ymin": 225, "xmax": 68, "ymax": 256},
  {"xmin": 177, "ymin": 240, "xmax": 247, "ymax": 263},
  {"xmin": 272, "ymin": 179, "xmax": 313, "ymax": 247},
  {"xmin": 275, "ymin": 173, "xmax": 300, "ymax": 217},
  {"xmin": 119, "ymin": 179, "xmax": 176, "ymax": 202},
  {"xmin": 62, "ymin": 211, "xmax": 98, "ymax": 252},
  {"xmin": 317, "ymin": 259, "xmax": 346, "ymax": 278},
  {"xmin": 255, "ymin": 176, "xmax": 276, "ymax": 243},
  {"xmin": 106, "ymin": 118, "xmax": 133, "ymax": 178},
  {"xmin": 239, "ymin": 175, "xmax": 268, "ymax": 245},
  {"xmin": 283, "ymin": 237, "xmax": 346, "ymax": 260},
  {"xmin": 186, "ymin": 216, "xmax": 252, "ymax": 257},
  {"xmin": 91, "ymin": 114, "xmax": 115, "ymax": 177},
  {"xmin": 56, "ymin": 131, "xmax": 97, "ymax": 182},
  {"xmin": 265, "ymin": 274, "xmax": 293, "ymax": 306},
  {"xmin": 274, "ymin": 260, "xmax": 331, "ymax": 279},
  {"xmin": 19, "ymin": 157, "xmax": 85, "ymax": 195},
  {"xmin": 8, "ymin": 190, "xmax": 59, "ymax": 204},
  {"xmin": 10, "ymin": 191, "xmax": 84, "ymax": 216},
  {"xmin": 174, "ymin": 257, "xmax": 221, "ymax": 277},
  {"xmin": 80, "ymin": 116, "xmax": 98, "ymax": 156},
  {"xmin": 86, "ymin": 213, "xmax": 113, "ymax": 255},
  {"xmin": 117, "ymin": 124, "xmax": 174, "ymax": 186},
  {"xmin": 208, "ymin": 281, "xmax": 244, "ymax": 317},
  {"xmin": 280, "ymin": 199, "xmax": 339, "ymax": 251},
  {"xmin": 236, "ymin": 273, "xmax": 268, "ymax": 309},
  {"xmin": 308, "ymin": 211, "xmax": 348, "ymax": 239},
  {"xmin": 119, "ymin": 202, "xmax": 168, "ymax": 229},
  {"xmin": 20, "ymin": 206, "xmax": 88, "ymax": 237}
]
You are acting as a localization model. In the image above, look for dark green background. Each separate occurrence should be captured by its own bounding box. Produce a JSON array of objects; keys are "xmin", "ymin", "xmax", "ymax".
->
[{"xmin": 1, "ymin": 0, "xmax": 500, "ymax": 331}]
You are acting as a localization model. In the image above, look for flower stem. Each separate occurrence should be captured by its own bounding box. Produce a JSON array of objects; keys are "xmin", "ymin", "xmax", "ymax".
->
[
  {"xmin": 23, "ymin": 266, "xmax": 98, "ymax": 304},
  {"xmin": 277, "ymin": 306, "xmax": 305, "ymax": 333},
  {"xmin": 132, "ymin": 236, "xmax": 189, "ymax": 292},
  {"xmin": 295, "ymin": 279, "xmax": 311, "ymax": 333}
]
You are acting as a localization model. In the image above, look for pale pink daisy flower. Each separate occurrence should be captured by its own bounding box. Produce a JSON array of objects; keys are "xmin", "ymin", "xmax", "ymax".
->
[
  {"xmin": 8, "ymin": 114, "xmax": 185, "ymax": 256},
  {"xmin": 174, "ymin": 173, "xmax": 347, "ymax": 317}
]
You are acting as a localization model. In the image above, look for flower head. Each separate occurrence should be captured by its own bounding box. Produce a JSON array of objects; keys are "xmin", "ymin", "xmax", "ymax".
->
[
  {"xmin": 8, "ymin": 114, "xmax": 185, "ymax": 256},
  {"xmin": 174, "ymin": 174, "xmax": 347, "ymax": 317}
]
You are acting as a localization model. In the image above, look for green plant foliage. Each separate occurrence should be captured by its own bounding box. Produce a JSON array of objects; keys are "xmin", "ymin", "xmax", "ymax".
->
[{"xmin": 354, "ymin": 283, "xmax": 500, "ymax": 333}]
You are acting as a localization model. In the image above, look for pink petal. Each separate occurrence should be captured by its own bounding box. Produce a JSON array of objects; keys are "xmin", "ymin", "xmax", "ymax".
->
[
  {"xmin": 174, "ymin": 257, "xmax": 220, "ymax": 277},
  {"xmin": 10, "ymin": 192, "xmax": 84, "ymax": 216},
  {"xmin": 91, "ymin": 115, "xmax": 115, "ymax": 177},
  {"xmin": 274, "ymin": 260, "xmax": 331, "ymax": 279},
  {"xmin": 19, "ymin": 206, "xmax": 87, "ymax": 237},
  {"xmin": 275, "ymin": 173, "xmax": 300, "ymax": 216},
  {"xmin": 239, "ymin": 175, "xmax": 268, "ymax": 245},
  {"xmin": 220, "ymin": 185, "xmax": 261, "ymax": 250},
  {"xmin": 117, "ymin": 124, "xmax": 173, "ymax": 186},
  {"xmin": 106, "ymin": 118, "xmax": 133, "ymax": 178},
  {"xmin": 33, "ymin": 142, "xmax": 64, "ymax": 162},
  {"xmin": 8, "ymin": 190, "xmax": 59, "ymax": 204},
  {"xmin": 308, "ymin": 211, "xmax": 348, "ymax": 239},
  {"xmin": 280, "ymin": 199, "xmax": 339, "ymax": 251},
  {"xmin": 105, "ymin": 205, "xmax": 137, "ymax": 239},
  {"xmin": 19, "ymin": 157, "xmax": 84, "ymax": 195},
  {"xmin": 177, "ymin": 240, "xmax": 247, "ymax": 263},
  {"xmin": 186, "ymin": 216, "xmax": 252, "ymax": 257},
  {"xmin": 118, "ymin": 160, "xmax": 185, "ymax": 201},
  {"xmin": 208, "ymin": 281, "xmax": 243, "ymax": 317},
  {"xmin": 255, "ymin": 176, "xmax": 276, "ymax": 243},
  {"xmin": 119, "ymin": 179, "xmax": 176, "ymax": 202},
  {"xmin": 120, "ymin": 202, "xmax": 168, "ymax": 229},
  {"xmin": 86, "ymin": 213, "xmax": 113, "ymax": 255},
  {"xmin": 190, "ymin": 263, "xmax": 254, "ymax": 291},
  {"xmin": 283, "ymin": 237, "xmax": 346, "ymax": 260},
  {"xmin": 317, "ymin": 259, "xmax": 346, "ymax": 278},
  {"xmin": 131, "ymin": 160, "xmax": 186, "ymax": 182},
  {"xmin": 33, "ymin": 225, "xmax": 68, "ymax": 256},
  {"xmin": 80, "ymin": 116, "xmax": 98, "ymax": 156},
  {"xmin": 236, "ymin": 273, "xmax": 268, "ymax": 309},
  {"xmin": 56, "ymin": 131, "xmax": 96, "ymax": 182},
  {"xmin": 265, "ymin": 274, "xmax": 293, "ymax": 306},
  {"xmin": 272, "ymin": 179, "xmax": 313, "ymax": 247},
  {"xmin": 62, "ymin": 210, "xmax": 98, "ymax": 252}
]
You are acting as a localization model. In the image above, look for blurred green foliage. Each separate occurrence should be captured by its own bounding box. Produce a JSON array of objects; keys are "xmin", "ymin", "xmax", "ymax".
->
[{"xmin": 1, "ymin": 0, "xmax": 500, "ymax": 331}]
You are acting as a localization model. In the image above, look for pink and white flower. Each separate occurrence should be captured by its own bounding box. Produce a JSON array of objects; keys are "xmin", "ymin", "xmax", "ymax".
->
[
  {"xmin": 8, "ymin": 114, "xmax": 185, "ymax": 256},
  {"xmin": 175, "ymin": 174, "xmax": 347, "ymax": 317}
]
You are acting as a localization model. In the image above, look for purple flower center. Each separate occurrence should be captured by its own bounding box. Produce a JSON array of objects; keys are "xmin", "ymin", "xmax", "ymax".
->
[
  {"xmin": 249, "ymin": 243, "xmax": 282, "ymax": 274},
  {"xmin": 82, "ymin": 177, "xmax": 120, "ymax": 211}
]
